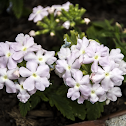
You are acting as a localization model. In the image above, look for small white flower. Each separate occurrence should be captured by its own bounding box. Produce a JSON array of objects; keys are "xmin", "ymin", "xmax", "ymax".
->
[{"xmin": 84, "ymin": 18, "xmax": 90, "ymax": 25}]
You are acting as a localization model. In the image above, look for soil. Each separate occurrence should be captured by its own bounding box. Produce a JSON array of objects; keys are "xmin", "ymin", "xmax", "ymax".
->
[{"xmin": 0, "ymin": 0, "xmax": 126, "ymax": 126}]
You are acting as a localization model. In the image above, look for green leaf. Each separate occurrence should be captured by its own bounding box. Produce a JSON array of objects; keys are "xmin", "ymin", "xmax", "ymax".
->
[
  {"xmin": 56, "ymin": 85, "xmax": 68, "ymax": 96},
  {"xmin": 48, "ymin": 94, "xmax": 75, "ymax": 120},
  {"xmin": 86, "ymin": 101, "xmax": 105, "ymax": 120},
  {"xmin": 36, "ymin": 91, "xmax": 49, "ymax": 102},
  {"xmin": 69, "ymin": 100, "xmax": 86, "ymax": 120},
  {"xmin": 19, "ymin": 101, "xmax": 31, "ymax": 117},
  {"xmin": 10, "ymin": 0, "xmax": 24, "ymax": 19},
  {"xmin": 29, "ymin": 95, "xmax": 41, "ymax": 109}
]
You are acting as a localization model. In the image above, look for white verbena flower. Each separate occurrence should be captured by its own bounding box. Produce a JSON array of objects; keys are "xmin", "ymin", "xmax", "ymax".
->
[
  {"xmin": 19, "ymin": 61, "xmax": 50, "ymax": 91},
  {"xmin": 28, "ymin": 5, "xmax": 49, "ymax": 22},
  {"xmin": 66, "ymin": 70, "xmax": 90, "ymax": 101},
  {"xmin": 16, "ymin": 78, "xmax": 30, "ymax": 103},
  {"xmin": 24, "ymin": 49, "xmax": 57, "ymax": 65}
]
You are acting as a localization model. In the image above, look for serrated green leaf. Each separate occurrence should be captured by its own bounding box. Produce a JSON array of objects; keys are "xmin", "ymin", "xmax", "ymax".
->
[
  {"xmin": 69, "ymin": 100, "xmax": 86, "ymax": 120},
  {"xmin": 10, "ymin": 0, "xmax": 23, "ymax": 19},
  {"xmin": 56, "ymin": 85, "xmax": 68, "ymax": 96},
  {"xmin": 36, "ymin": 91, "xmax": 49, "ymax": 102},
  {"xmin": 19, "ymin": 101, "xmax": 31, "ymax": 117},
  {"xmin": 48, "ymin": 94, "xmax": 75, "ymax": 120},
  {"xmin": 29, "ymin": 95, "xmax": 41, "ymax": 109},
  {"xmin": 86, "ymin": 101, "xmax": 105, "ymax": 120}
]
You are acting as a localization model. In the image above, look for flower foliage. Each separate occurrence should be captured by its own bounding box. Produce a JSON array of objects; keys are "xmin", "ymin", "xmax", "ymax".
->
[
  {"xmin": 0, "ymin": 33, "xmax": 56, "ymax": 103},
  {"xmin": 55, "ymin": 35, "xmax": 125, "ymax": 104},
  {"xmin": 1, "ymin": 1, "xmax": 126, "ymax": 122}
]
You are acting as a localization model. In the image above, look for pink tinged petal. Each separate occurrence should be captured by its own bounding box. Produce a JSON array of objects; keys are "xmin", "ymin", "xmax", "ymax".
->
[
  {"xmin": 24, "ymin": 52, "xmax": 37, "ymax": 61},
  {"xmin": 66, "ymin": 78, "xmax": 76, "ymax": 87},
  {"xmin": 19, "ymin": 67, "xmax": 32, "ymax": 77},
  {"xmin": 80, "ymin": 85, "xmax": 90, "ymax": 96},
  {"xmin": 12, "ymin": 51, "xmax": 24, "ymax": 60},
  {"xmin": 5, "ymin": 79, "xmax": 16, "ymax": 93},
  {"xmin": 26, "ymin": 61, "xmax": 38, "ymax": 72},
  {"xmin": 91, "ymin": 73, "xmax": 104, "ymax": 83},
  {"xmin": 7, "ymin": 68, "xmax": 19, "ymax": 80},
  {"xmin": 72, "ymin": 59, "xmax": 81, "ymax": 69},
  {"xmin": 36, "ymin": 64, "xmax": 49, "ymax": 77},
  {"xmin": 80, "ymin": 75, "xmax": 90, "ymax": 85},
  {"xmin": 23, "ymin": 77, "xmax": 35, "ymax": 91},
  {"xmin": 91, "ymin": 60, "xmax": 98, "ymax": 73},
  {"xmin": 73, "ymin": 70, "xmax": 83, "ymax": 82},
  {"xmin": 8, "ymin": 57, "xmax": 17, "ymax": 69},
  {"xmin": 101, "ymin": 78, "xmax": 114, "ymax": 91},
  {"xmin": 10, "ymin": 43, "xmax": 22, "ymax": 51},
  {"xmin": 17, "ymin": 92, "xmax": 30, "ymax": 103}
]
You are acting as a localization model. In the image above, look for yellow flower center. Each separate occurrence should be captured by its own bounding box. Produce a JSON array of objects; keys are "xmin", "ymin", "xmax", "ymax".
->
[
  {"xmin": 76, "ymin": 83, "xmax": 80, "ymax": 87},
  {"xmin": 3, "ymin": 75, "xmax": 8, "ymax": 79},
  {"xmin": 22, "ymin": 47, "xmax": 27, "ymax": 51},
  {"xmin": 20, "ymin": 85, "xmax": 24, "ymax": 89},
  {"xmin": 67, "ymin": 65, "xmax": 71, "ymax": 70},
  {"xmin": 38, "ymin": 57, "xmax": 43, "ymax": 61},
  {"xmin": 105, "ymin": 72, "xmax": 109, "ymax": 77},
  {"xmin": 36, "ymin": 10, "xmax": 41, "ymax": 14},
  {"xmin": 6, "ymin": 52, "xmax": 11, "ymax": 57},
  {"xmin": 32, "ymin": 73, "xmax": 37, "ymax": 77},
  {"xmin": 81, "ymin": 50, "xmax": 85, "ymax": 54},
  {"xmin": 91, "ymin": 90, "xmax": 95, "ymax": 94},
  {"xmin": 94, "ymin": 55, "xmax": 99, "ymax": 60}
]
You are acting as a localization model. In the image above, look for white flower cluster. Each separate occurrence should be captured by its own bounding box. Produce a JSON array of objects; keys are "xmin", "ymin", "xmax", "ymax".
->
[
  {"xmin": 55, "ymin": 37, "xmax": 126, "ymax": 104},
  {"xmin": 28, "ymin": 1, "xmax": 72, "ymax": 22},
  {"xmin": 0, "ymin": 33, "xmax": 56, "ymax": 103}
]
